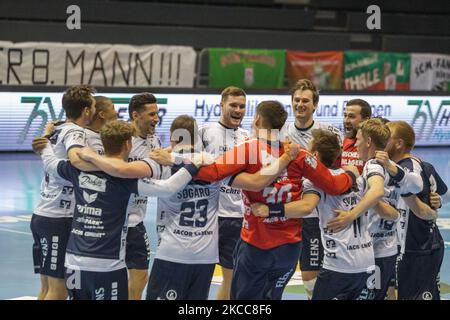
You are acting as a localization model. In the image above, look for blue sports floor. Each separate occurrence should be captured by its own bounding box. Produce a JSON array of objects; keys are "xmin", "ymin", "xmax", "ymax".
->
[{"xmin": 0, "ymin": 149, "xmax": 449, "ymax": 300}]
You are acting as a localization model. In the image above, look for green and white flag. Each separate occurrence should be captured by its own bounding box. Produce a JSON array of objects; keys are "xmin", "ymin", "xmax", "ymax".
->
[{"xmin": 209, "ymin": 48, "xmax": 286, "ymax": 88}]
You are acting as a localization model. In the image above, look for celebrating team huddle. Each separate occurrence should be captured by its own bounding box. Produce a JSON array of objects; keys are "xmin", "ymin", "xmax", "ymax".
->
[{"xmin": 30, "ymin": 80, "xmax": 447, "ymax": 300}]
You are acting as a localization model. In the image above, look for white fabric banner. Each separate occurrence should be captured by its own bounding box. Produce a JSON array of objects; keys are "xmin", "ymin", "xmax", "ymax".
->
[
  {"xmin": 0, "ymin": 41, "xmax": 196, "ymax": 88},
  {"xmin": 410, "ymin": 53, "xmax": 450, "ymax": 91}
]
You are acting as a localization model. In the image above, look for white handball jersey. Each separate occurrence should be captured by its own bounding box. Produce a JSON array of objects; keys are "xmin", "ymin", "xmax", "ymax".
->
[
  {"xmin": 280, "ymin": 121, "xmax": 343, "ymax": 149},
  {"xmin": 363, "ymin": 158, "xmax": 424, "ymax": 258},
  {"xmin": 391, "ymin": 158, "xmax": 424, "ymax": 254},
  {"xmin": 303, "ymin": 170, "xmax": 375, "ymax": 273},
  {"xmin": 199, "ymin": 122, "xmax": 249, "ymax": 219},
  {"xmin": 127, "ymin": 134, "xmax": 161, "ymax": 227},
  {"xmin": 153, "ymin": 152, "xmax": 227, "ymax": 264},
  {"xmin": 35, "ymin": 122, "xmax": 86, "ymax": 218},
  {"xmin": 280, "ymin": 120, "xmax": 343, "ymax": 219},
  {"xmin": 84, "ymin": 128, "xmax": 104, "ymax": 154},
  {"xmin": 360, "ymin": 159, "xmax": 400, "ymax": 258}
]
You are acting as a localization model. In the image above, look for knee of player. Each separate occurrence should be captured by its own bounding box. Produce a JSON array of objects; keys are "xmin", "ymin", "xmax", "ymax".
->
[{"xmin": 130, "ymin": 270, "xmax": 149, "ymax": 283}]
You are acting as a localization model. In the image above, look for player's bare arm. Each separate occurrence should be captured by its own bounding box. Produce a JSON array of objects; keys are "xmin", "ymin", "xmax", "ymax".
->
[
  {"xmin": 79, "ymin": 146, "xmax": 152, "ymax": 178},
  {"xmin": 149, "ymin": 148, "xmax": 175, "ymax": 166},
  {"xmin": 403, "ymin": 195, "xmax": 438, "ymax": 221},
  {"xmin": 373, "ymin": 200, "xmax": 400, "ymax": 221},
  {"xmin": 251, "ymin": 193, "xmax": 320, "ymax": 218},
  {"xmin": 328, "ymin": 175, "xmax": 385, "ymax": 233}
]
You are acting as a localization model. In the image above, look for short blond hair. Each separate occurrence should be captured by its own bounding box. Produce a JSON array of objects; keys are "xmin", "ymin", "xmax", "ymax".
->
[
  {"xmin": 100, "ymin": 120, "xmax": 136, "ymax": 155},
  {"xmin": 387, "ymin": 121, "xmax": 415, "ymax": 152},
  {"xmin": 358, "ymin": 118, "xmax": 391, "ymax": 150},
  {"xmin": 290, "ymin": 79, "xmax": 319, "ymax": 105}
]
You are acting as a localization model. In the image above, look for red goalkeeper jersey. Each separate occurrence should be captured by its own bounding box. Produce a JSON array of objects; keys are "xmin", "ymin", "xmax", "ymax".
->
[
  {"xmin": 341, "ymin": 137, "xmax": 365, "ymax": 175},
  {"xmin": 195, "ymin": 138, "xmax": 354, "ymax": 250}
]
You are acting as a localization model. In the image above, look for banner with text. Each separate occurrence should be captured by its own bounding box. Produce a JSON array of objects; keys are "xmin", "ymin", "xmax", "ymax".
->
[
  {"xmin": 1, "ymin": 91, "xmax": 449, "ymax": 151},
  {"xmin": 0, "ymin": 41, "xmax": 196, "ymax": 88},
  {"xmin": 209, "ymin": 48, "xmax": 286, "ymax": 88},
  {"xmin": 410, "ymin": 53, "xmax": 450, "ymax": 91},
  {"xmin": 286, "ymin": 51, "xmax": 343, "ymax": 89},
  {"xmin": 344, "ymin": 51, "xmax": 410, "ymax": 91}
]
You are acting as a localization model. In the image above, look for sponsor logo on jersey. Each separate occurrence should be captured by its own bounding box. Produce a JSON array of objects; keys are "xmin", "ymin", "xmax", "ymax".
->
[
  {"xmin": 173, "ymin": 229, "xmax": 214, "ymax": 237},
  {"xmin": 305, "ymin": 154, "xmax": 318, "ymax": 169},
  {"xmin": 133, "ymin": 197, "xmax": 148, "ymax": 205},
  {"xmin": 219, "ymin": 186, "xmax": 241, "ymax": 194},
  {"xmin": 40, "ymin": 191, "xmax": 58, "ymax": 200},
  {"xmin": 76, "ymin": 204, "xmax": 103, "ymax": 216},
  {"xmin": 62, "ymin": 186, "xmax": 74, "ymax": 195},
  {"xmin": 79, "ymin": 173, "xmax": 106, "ymax": 192},
  {"xmin": 275, "ymin": 268, "xmax": 294, "ymax": 288}
]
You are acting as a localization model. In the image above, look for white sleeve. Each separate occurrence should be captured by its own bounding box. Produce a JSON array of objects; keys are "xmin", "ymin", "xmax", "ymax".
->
[
  {"xmin": 63, "ymin": 128, "xmax": 86, "ymax": 151},
  {"xmin": 366, "ymin": 160, "xmax": 385, "ymax": 179},
  {"xmin": 41, "ymin": 142, "xmax": 64, "ymax": 178},
  {"xmin": 302, "ymin": 178, "xmax": 322, "ymax": 199},
  {"xmin": 390, "ymin": 160, "xmax": 423, "ymax": 195},
  {"xmin": 137, "ymin": 166, "xmax": 196, "ymax": 197},
  {"xmin": 141, "ymin": 158, "xmax": 164, "ymax": 179}
]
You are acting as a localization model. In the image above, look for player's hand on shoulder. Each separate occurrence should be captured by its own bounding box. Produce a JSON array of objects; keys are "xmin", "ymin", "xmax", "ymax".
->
[
  {"xmin": 342, "ymin": 165, "xmax": 360, "ymax": 178},
  {"xmin": 283, "ymin": 138, "xmax": 300, "ymax": 161},
  {"xmin": 44, "ymin": 121, "xmax": 56, "ymax": 137},
  {"xmin": 78, "ymin": 147, "xmax": 97, "ymax": 161},
  {"xmin": 251, "ymin": 203, "xmax": 269, "ymax": 217},
  {"xmin": 149, "ymin": 148, "xmax": 174, "ymax": 166},
  {"xmin": 375, "ymin": 150, "xmax": 390, "ymax": 167},
  {"xmin": 32, "ymin": 137, "xmax": 49, "ymax": 154}
]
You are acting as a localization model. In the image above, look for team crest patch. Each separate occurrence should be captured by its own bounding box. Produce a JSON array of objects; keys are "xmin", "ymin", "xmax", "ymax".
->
[
  {"xmin": 82, "ymin": 190, "xmax": 98, "ymax": 204},
  {"xmin": 305, "ymin": 154, "xmax": 317, "ymax": 169},
  {"xmin": 422, "ymin": 291, "xmax": 433, "ymax": 300},
  {"xmin": 166, "ymin": 289, "xmax": 177, "ymax": 300}
]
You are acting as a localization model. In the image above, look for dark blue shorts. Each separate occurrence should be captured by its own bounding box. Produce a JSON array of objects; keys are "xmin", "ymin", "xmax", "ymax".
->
[
  {"xmin": 230, "ymin": 239, "xmax": 302, "ymax": 300},
  {"xmin": 390, "ymin": 248, "xmax": 402, "ymax": 289},
  {"xmin": 312, "ymin": 268, "xmax": 369, "ymax": 300},
  {"xmin": 65, "ymin": 267, "xmax": 128, "ymax": 300},
  {"xmin": 398, "ymin": 247, "xmax": 444, "ymax": 300},
  {"xmin": 146, "ymin": 259, "xmax": 215, "ymax": 300},
  {"xmin": 360, "ymin": 254, "xmax": 397, "ymax": 300},
  {"xmin": 126, "ymin": 222, "xmax": 150, "ymax": 270},
  {"xmin": 30, "ymin": 214, "xmax": 72, "ymax": 279},
  {"xmin": 218, "ymin": 217, "xmax": 243, "ymax": 269},
  {"xmin": 299, "ymin": 217, "xmax": 323, "ymax": 272}
]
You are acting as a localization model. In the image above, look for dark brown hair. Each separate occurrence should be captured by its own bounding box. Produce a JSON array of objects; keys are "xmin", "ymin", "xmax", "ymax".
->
[
  {"xmin": 128, "ymin": 92, "xmax": 157, "ymax": 119},
  {"xmin": 170, "ymin": 115, "xmax": 198, "ymax": 146},
  {"xmin": 311, "ymin": 129, "xmax": 341, "ymax": 168},
  {"xmin": 62, "ymin": 85, "xmax": 96, "ymax": 119},
  {"xmin": 256, "ymin": 100, "xmax": 288, "ymax": 130}
]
